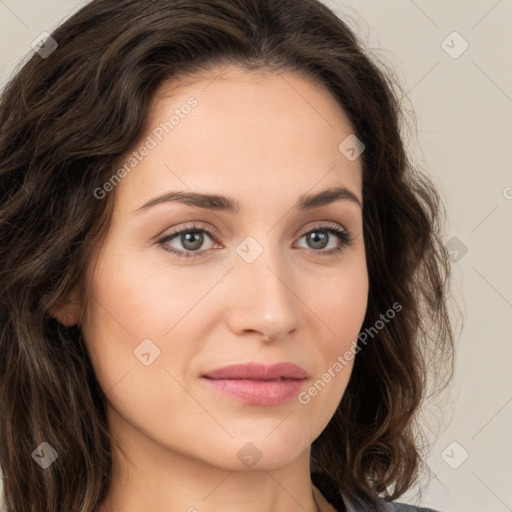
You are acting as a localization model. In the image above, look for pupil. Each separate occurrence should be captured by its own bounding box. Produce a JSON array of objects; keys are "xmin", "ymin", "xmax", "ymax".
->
[
  {"xmin": 183, "ymin": 232, "xmax": 203, "ymax": 250},
  {"xmin": 178, "ymin": 230, "xmax": 331, "ymax": 252},
  {"xmin": 309, "ymin": 231, "xmax": 327, "ymax": 249}
]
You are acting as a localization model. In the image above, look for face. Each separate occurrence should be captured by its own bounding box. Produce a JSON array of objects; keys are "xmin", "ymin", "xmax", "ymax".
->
[{"xmin": 57, "ymin": 66, "xmax": 368, "ymax": 472}]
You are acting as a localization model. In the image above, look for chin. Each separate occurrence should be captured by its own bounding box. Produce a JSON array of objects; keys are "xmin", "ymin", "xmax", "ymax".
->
[{"xmin": 198, "ymin": 435, "xmax": 310, "ymax": 472}]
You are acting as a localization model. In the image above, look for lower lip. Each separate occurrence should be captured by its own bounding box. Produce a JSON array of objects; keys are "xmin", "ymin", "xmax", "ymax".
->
[{"xmin": 201, "ymin": 377, "xmax": 306, "ymax": 406}]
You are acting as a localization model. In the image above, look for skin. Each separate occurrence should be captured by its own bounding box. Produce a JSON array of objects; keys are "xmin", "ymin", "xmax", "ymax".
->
[{"xmin": 54, "ymin": 66, "xmax": 369, "ymax": 512}]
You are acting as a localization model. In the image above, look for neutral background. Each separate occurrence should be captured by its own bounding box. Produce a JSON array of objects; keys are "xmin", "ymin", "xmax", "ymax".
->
[{"xmin": 0, "ymin": 1, "xmax": 511, "ymax": 511}]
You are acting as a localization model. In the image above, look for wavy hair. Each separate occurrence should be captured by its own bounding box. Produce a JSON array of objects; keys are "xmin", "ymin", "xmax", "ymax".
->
[{"xmin": 0, "ymin": 0, "xmax": 456, "ymax": 510}]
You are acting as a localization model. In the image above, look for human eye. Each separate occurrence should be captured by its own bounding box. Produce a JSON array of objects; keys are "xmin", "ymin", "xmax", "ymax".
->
[
  {"xmin": 156, "ymin": 223, "xmax": 220, "ymax": 260},
  {"xmin": 294, "ymin": 222, "xmax": 354, "ymax": 257},
  {"xmin": 156, "ymin": 221, "xmax": 354, "ymax": 260}
]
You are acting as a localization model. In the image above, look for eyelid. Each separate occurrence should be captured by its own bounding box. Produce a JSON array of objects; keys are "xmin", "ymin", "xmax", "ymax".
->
[
  {"xmin": 159, "ymin": 220, "xmax": 348, "ymax": 240},
  {"xmin": 156, "ymin": 221, "xmax": 220, "ymax": 242},
  {"xmin": 157, "ymin": 220, "xmax": 353, "ymax": 259},
  {"xmin": 297, "ymin": 221, "xmax": 347, "ymax": 237}
]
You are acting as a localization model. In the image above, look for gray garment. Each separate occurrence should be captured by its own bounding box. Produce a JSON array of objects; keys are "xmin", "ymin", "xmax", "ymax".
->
[
  {"xmin": 387, "ymin": 504, "xmax": 441, "ymax": 512},
  {"xmin": 313, "ymin": 476, "xmax": 443, "ymax": 512},
  {"xmin": 387, "ymin": 504, "xmax": 440, "ymax": 512},
  {"xmin": 340, "ymin": 491, "xmax": 443, "ymax": 512}
]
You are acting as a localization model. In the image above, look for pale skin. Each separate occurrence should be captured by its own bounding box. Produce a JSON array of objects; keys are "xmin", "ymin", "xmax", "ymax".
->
[{"xmin": 53, "ymin": 66, "xmax": 369, "ymax": 512}]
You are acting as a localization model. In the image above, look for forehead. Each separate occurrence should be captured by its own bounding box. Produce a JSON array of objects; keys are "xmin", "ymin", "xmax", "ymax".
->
[
  {"xmin": 114, "ymin": 66, "xmax": 363, "ymax": 213},
  {"xmin": 148, "ymin": 66, "xmax": 355, "ymax": 143}
]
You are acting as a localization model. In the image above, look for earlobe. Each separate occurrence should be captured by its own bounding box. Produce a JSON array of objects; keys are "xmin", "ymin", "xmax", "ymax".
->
[{"xmin": 49, "ymin": 286, "xmax": 82, "ymax": 326}]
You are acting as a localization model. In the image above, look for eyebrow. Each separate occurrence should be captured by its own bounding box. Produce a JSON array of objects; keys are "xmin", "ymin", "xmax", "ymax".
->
[{"xmin": 132, "ymin": 185, "xmax": 362, "ymax": 214}]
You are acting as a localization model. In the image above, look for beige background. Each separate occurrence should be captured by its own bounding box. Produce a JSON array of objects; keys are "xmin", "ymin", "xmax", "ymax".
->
[{"xmin": 1, "ymin": 1, "xmax": 511, "ymax": 511}]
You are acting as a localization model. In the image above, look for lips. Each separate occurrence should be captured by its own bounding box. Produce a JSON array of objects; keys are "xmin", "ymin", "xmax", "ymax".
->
[
  {"xmin": 201, "ymin": 362, "xmax": 308, "ymax": 406},
  {"xmin": 202, "ymin": 362, "xmax": 308, "ymax": 380}
]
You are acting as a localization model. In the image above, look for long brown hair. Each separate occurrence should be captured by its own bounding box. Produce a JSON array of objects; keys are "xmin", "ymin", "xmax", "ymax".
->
[{"xmin": 0, "ymin": 0, "xmax": 456, "ymax": 510}]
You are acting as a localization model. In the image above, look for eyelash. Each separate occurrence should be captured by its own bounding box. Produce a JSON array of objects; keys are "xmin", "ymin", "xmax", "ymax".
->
[{"xmin": 157, "ymin": 222, "xmax": 354, "ymax": 260}]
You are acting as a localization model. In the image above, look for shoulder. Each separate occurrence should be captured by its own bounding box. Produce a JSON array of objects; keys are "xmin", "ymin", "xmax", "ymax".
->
[
  {"xmin": 342, "ymin": 494, "xmax": 446, "ymax": 512},
  {"xmin": 384, "ymin": 501, "xmax": 444, "ymax": 512},
  {"xmin": 311, "ymin": 472, "xmax": 445, "ymax": 512}
]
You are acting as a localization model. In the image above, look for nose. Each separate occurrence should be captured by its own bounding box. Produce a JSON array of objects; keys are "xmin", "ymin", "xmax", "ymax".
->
[{"xmin": 225, "ymin": 243, "xmax": 301, "ymax": 343}]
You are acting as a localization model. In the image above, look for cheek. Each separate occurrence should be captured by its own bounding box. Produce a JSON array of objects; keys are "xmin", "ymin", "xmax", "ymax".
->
[
  {"xmin": 81, "ymin": 243, "xmax": 217, "ymax": 390},
  {"xmin": 302, "ymin": 257, "xmax": 368, "ymax": 402},
  {"xmin": 316, "ymin": 255, "xmax": 369, "ymax": 348},
  {"xmin": 84, "ymin": 239, "xmax": 202, "ymax": 338}
]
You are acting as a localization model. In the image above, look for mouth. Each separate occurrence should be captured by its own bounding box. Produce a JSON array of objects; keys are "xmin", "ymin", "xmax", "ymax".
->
[
  {"xmin": 201, "ymin": 362, "xmax": 308, "ymax": 406},
  {"xmin": 202, "ymin": 362, "xmax": 308, "ymax": 380}
]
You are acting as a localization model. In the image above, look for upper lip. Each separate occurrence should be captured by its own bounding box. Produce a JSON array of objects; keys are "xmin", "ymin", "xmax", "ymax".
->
[{"xmin": 202, "ymin": 362, "xmax": 308, "ymax": 380}]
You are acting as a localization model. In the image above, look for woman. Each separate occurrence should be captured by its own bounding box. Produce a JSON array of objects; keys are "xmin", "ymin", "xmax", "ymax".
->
[{"xmin": 0, "ymin": 0, "xmax": 456, "ymax": 511}]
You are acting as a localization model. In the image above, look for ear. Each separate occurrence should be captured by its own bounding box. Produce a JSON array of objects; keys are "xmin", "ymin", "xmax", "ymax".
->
[{"xmin": 49, "ymin": 285, "xmax": 82, "ymax": 326}]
